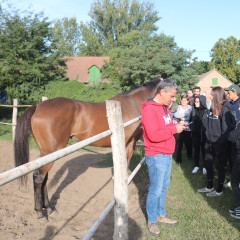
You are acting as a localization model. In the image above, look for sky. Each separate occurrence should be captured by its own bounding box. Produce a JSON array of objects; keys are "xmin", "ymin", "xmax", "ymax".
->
[{"xmin": 3, "ymin": 0, "xmax": 240, "ymax": 62}]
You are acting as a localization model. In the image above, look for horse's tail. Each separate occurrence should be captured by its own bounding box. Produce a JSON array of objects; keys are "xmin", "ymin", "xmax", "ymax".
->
[{"xmin": 14, "ymin": 105, "xmax": 36, "ymax": 184}]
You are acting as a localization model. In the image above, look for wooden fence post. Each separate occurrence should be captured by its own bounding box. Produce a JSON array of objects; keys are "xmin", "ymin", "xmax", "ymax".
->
[
  {"xmin": 106, "ymin": 100, "xmax": 128, "ymax": 240},
  {"xmin": 12, "ymin": 99, "xmax": 18, "ymax": 142}
]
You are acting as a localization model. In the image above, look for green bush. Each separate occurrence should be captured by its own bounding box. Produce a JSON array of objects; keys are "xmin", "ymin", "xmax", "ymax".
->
[{"xmin": 25, "ymin": 80, "xmax": 121, "ymax": 104}]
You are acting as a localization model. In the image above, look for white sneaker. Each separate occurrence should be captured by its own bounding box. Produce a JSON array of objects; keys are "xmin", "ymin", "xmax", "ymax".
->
[
  {"xmin": 192, "ymin": 166, "xmax": 199, "ymax": 173},
  {"xmin": 206, "ymin": 190, "xmax": 223, "ymax": 197},
  {"xmin": 203, "ymin": 168, "xmax": 207, "ymax": 175},
  {"xmin": 197, "ymin": 187, "xmax": 214, "ymax": 193},
  {"xmin": 224, "ymin": 181, "xmax": 231, "ymax": 188}
]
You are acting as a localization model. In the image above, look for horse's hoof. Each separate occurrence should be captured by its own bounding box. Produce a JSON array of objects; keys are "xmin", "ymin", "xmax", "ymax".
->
[
  {"xmin": 38, "ymin": 216, "xmax": 48, "ymax": 223},
  {"xmin": 48, "ymin": 209, "xmax": 58, "ymax": 217}
]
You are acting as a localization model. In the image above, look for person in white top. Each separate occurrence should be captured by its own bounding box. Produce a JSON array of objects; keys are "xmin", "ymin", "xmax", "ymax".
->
[{"xmin": 174, "ymin": 93, "xmax": 192, "ymax": 165}]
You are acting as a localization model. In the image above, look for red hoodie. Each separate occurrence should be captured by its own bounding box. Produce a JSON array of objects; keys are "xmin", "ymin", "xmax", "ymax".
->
[{"xmin": 141, "ymin": 101, "xmax": 178, "ymax": 156}]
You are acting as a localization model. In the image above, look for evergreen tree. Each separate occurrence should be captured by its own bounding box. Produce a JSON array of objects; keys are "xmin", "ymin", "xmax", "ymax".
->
[
  {"xmin": 0, "ymin": 6, "xmax": 67, "ymax": 102},
  {"xmin": 191, "ymin": 61, "xmax": 209, "ymax": 75}
]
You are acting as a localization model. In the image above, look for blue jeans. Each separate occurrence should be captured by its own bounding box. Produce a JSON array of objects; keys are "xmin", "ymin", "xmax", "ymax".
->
[{"xmin": 146, "ymin": 154, "xmax": 172, "ymax": 223}]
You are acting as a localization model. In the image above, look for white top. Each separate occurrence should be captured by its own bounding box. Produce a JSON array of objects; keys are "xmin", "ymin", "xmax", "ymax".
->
[{"xmin": 173, "ymin": 105, "xmax": 192, "ymax": 131}]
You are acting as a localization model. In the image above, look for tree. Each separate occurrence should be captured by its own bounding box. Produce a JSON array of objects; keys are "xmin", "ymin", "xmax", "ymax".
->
[
  {"xmin": 51, "ymin": 17, "xmax": 81, "ymax": 56},
  {"xmin": 79, "ymin": 0, "xmax": 160, "ymax": 55},
  {"xmin": 191, "ymin": 60, "xmax": 209, "ymax": 75},
  {"xmin": 103, "ymin": 33, "xmax": 198, "ymax": 91},
  {"xmin": 209, "ymin": 36, "xmax": 240, "ymax": 83},
  {"xmin": 0, "ymin": 6, "xmax": 67, "ymax": 103}
]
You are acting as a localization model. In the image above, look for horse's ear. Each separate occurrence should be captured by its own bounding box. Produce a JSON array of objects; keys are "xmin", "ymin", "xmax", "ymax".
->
[{"xmin": 161, "ymin": 73, "xmax": 168, "ymax": 79}]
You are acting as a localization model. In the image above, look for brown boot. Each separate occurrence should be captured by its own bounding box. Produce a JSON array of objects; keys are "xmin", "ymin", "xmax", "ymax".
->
[
  {"xmin": 148, "ymin": 222, "xmax": 160, "ymax": 236},
  {"xmin": 157, "ymin": 216, "xmax": 178, "ymax": 225}
]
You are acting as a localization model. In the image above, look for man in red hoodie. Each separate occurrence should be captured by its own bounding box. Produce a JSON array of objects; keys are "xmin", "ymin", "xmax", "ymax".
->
[{"xmin": 142, "ymin": 78, "xmax": 187, "ymax": 236}]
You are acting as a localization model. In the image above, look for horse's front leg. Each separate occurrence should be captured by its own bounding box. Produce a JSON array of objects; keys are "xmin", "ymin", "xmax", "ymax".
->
[
  {"xmin": 126, "ymin": 139, "xmax": 137, "ymax": 165},
  {"xmin": 126, "ymin": 125, "xmax": 143, "ymax": 164}
]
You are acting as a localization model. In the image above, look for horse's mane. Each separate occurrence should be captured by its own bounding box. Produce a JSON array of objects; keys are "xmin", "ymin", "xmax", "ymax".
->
[
  {"xmin": 118, "ymin": 77, "xmax": 161, "ymax": 96},
  {"xmin": 143, "ymin": 78, "xmax": 162, "ymax": 92}
]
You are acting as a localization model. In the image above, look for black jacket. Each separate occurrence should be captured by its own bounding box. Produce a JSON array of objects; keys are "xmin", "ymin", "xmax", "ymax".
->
[
  {"xmin": 203, "ymin": 101, "xmax": 235, "ymax": 144},
  {"xmin": 191, "ymin": 95, "xmax": 208, "ymax": 136},
  {"xmin": 228, "ymin": 123, "xmax": 240, "ymax": 149}
]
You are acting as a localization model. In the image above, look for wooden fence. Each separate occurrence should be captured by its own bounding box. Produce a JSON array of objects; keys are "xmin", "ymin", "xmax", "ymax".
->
[
  {"xmin": 0, "ymin": 100, "xmax": 144, "ymax": 240},
  {"xmin": 0, "ymin": 97, "xmax": 48, "ymax": 141}
]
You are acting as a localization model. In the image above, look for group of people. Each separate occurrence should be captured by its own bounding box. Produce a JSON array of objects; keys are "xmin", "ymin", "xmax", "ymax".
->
[
  {"xmin": 173, "ymin": 88, "xmax": 208, "ymax": 176},
  {"xmin": 141, "ymin": 78, "xmax": 240, "ymax": 237}
]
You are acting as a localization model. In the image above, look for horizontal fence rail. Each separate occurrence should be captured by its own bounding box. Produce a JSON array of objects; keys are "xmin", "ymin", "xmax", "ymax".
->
[
  {"xmin": 0, "ymin": 122, "xmax": 14, "ymax": 126},
  {"xmin": 123, "ymin": 116, "xmax": 141, "ymax": 128},
  {"xmin": 0, "ymin": 104, "xmax": 33, "ymax": 107},
  {"xmin": 0, "ymin": 116, "xmax": 141, "ymax": 187},
  {"xmin": 0, "ymin": 130, "xmax": 111, "ymax": 187}
]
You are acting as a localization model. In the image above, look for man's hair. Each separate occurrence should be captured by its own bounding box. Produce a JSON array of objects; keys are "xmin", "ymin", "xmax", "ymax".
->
[
  {"xmin": 193, "ymin": 86, "xmax": 201, "ymax": 91},
  {"xmin": 156, "ymin": 78, "xmax": 178, "ymax": 94},
  {"xmin": 188, "ymin": 89, "xmax": 193, "ymax": 92}
]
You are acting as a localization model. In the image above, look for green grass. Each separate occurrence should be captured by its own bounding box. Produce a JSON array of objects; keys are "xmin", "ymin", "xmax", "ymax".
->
[
  {"xmin": 95, "ymin": 148, "xmax": 240, "ymax": 239},
  {"xmin": 0, "ymin": 107, "xmax": 14, "ymax": 142},
  {"xmin": 141, "ymin": 151, "xmax": 240, "ymax": 240}
]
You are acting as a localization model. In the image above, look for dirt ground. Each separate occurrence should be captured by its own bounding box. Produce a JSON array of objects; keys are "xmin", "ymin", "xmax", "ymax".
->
[{"xmin": 0, "ymin": 140, "xmax": 148, "ymax": 240}]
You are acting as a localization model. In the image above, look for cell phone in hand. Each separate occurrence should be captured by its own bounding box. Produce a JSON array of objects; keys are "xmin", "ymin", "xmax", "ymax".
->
[{"xmin": 187, "ymin": 121, "xmax": 193, "ymax": 126}]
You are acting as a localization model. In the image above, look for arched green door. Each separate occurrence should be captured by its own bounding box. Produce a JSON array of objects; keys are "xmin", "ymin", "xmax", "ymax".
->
[{"xmin": 89, "ymin": 65, "xmax": 101, "ymax": 83}]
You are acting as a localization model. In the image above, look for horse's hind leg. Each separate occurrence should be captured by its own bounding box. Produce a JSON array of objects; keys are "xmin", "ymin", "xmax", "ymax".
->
[
  {"xmin": 42, "ymin": 173, "xmax": 57, "ymax": 216},
  {"xmin": 33, "ymin": 163, "xmax": 54, "ymax": 219}
]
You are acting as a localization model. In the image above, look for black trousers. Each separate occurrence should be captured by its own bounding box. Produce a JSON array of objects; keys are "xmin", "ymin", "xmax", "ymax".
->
[
  {"xmin": 192, "ymin": 132, "xmax": 206, "ymax": 168},
  {"xmin": 231, "ymin": 151, "xmax": 240, "ymax": 206},
  {"xmin": 176, "ymin": 131, "xmax": 192, "ymax": 163},
  {"xmin": 226, "ymin": 141, "xmax": 236, "ymax": 174},
  {"xmin": 204, "ymin": 141, "xmax": 228, "ymax": 192}
]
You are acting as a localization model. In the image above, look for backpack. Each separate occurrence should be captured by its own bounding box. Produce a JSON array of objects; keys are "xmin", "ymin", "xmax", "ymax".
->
[
  {"xmin": 204, "ymin": 112, "xmax": 221, "ymax": 143},
  {"xmin": 203, "ymin": 108, "xmax": 236, "ymax": 144}
]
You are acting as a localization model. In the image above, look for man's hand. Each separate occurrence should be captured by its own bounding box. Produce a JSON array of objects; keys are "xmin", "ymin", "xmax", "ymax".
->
[{"xmin": 176, "ymin": 122, "xmax": 188, "ymax": 133}]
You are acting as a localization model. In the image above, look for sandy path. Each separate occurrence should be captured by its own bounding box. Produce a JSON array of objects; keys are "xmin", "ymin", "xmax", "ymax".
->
[{"xmin": 0, "ymin": 141, "xmax": 147, "ymax": 240}]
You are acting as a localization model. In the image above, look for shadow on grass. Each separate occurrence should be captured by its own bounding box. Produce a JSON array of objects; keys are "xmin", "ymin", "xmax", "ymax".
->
[{"xmin": 174, "ymin": 150, "xmax": 240, "ymax": 233}]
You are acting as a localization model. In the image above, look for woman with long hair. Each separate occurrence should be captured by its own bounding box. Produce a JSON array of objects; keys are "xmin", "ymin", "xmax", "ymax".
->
[{"xmin": 198, "ymin": 87, "xmax": 235, "ymax": 197}]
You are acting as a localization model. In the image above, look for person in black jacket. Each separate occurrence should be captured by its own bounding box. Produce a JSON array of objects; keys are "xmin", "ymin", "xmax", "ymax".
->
[
  {"xmin": 197, "ymin": 87, "xmax": 235, "ymax": 197},
  {"xmin": 224, "ymin": 84, "xmax": 240, "ymax": 188},
  {"xmin": 191, "ymin": 95, "xmax": 208, "ymax": 174},
  {"xmin": 228, "ymin": 114, "xmax": 240, "ymax": 219}
]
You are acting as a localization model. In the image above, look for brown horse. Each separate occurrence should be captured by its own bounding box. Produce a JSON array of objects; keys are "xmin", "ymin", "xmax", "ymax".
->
[{"xmin": 14, "ymin": 78, "xmax": 161, "ymax": 219}]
